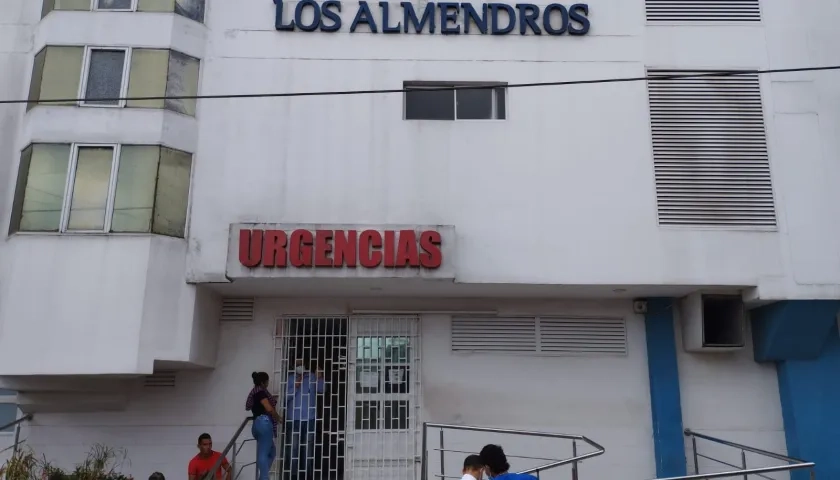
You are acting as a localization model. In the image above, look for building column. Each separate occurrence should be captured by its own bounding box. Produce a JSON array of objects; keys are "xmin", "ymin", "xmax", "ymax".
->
[
  {"xmin": 644, "ymin": 298, "xmax": 687, "ymax": 478},
  {"xmin": 752, "ymin": 300, "xmax": 840, "ymax": 480}
]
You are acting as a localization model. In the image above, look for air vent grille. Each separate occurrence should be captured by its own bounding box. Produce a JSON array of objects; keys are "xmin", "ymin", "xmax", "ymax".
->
[
  {"xmin": 144, "ymin": 371, "xmax": 176, "ymax": 388},
  {"xmin": 452, "ymin": 316, "xmax": 627, "ymax": 356},
  {"xmin": 221, "ymin": 298, "xmax": 255, "ymax": 322},
  {"xmin": 646, "ymin": 0, "xmax": 761, "ymax": 22},
  {"xmin": 647, "ymin": 69, "xmax": 775, "ymax": 228}
]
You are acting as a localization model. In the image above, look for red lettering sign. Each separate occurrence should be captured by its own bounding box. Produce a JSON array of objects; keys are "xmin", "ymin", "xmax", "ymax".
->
[{"xmin": 238, "ymin": 229, "xmax": 443, "ymax": 269}]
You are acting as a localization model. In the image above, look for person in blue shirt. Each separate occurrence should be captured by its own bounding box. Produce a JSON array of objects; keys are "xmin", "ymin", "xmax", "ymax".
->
[
  {"xmin": 479, "ymin": 444, "xmax": 538, "ymax": 480},
  {"xmin": 283, "ymin": 358, "xmax": 325, "ymax": 479}
]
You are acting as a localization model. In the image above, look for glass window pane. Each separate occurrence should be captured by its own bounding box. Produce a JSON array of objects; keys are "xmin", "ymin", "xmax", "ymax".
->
[
  {"xmin": 54, "ymin": 0, "xmax": 92, "ymax": 11},
  {"xmin": 152, "ymin": 148, "xmax": 192, "ymax": 237},
  {"xmin": 405, "ymin": 87, "xmax": 454, "ymax": 120},
  {"xmin": 112, "ymin": 146, "xmax": 160, "ymax": 233},
  {"xmin": 27, "ymin": 49, "xmax": 47, "ymax": 111},
  {"xmin": 175, "ymin": 0, "xmax": 205, "ymax": 22},
  {"xmin": 355, "ymin": 366, "xmax": 380, "ymax": 394},
  {"xmin": 456, "ymin": 87, "xmax": 493, "ymax": 119},
  {"xmin": 17, "ymin": 144, "xmax": 72, "ymax": 232},
  {"xmin": 127, "ymin": 49, "xmax": 169, "ymax": 109},
  {"xmin": 97, "ymin": 0, "xmax": 133, "ymax": 9},
  {"xmin": 40, "ymin": 46, "xmax": 84, "ymax": 106},
  {"xmin": 136, "ymin": 0, "xmax": 175, "ymax": 12},
  {"xmin": 165, "ymin": 50, "xmax": 200, "ymax": 116},
  {"xmin": 384, "ymin": 337, "xmax": 410, "ymax": 363},
  {"xmin": 495, "ymin": 87, "xmax": 506, "ymax": 119},
  {"xmin": 0, "ymin": 404, "xmax": 18, "ymax": 433},
  {"xmin": 84, "ymin": 49, "xmax": 126, "ymax": 106},
  {"xmin": 67, "ymin": 147, "xmax": 114, "ymax": 231}
]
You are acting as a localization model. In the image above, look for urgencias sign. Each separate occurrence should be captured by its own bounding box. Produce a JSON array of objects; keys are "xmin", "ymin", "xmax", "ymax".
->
[
  {"xmin": 275, "ymin": 0, "xmax": 590, "ymax": 35},
  {"xmin": 239, "ymin": 228, "xmax": 443, "ymax": 269}
]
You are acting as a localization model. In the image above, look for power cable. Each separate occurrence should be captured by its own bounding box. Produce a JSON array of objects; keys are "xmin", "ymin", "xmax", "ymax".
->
[{"xmin": 1, "ymin": 65, "xmax": 838, "ymax": 105}]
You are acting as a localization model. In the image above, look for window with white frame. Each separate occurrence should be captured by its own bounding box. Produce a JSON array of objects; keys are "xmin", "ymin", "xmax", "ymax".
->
[
  {"xmin": 27, "ymin": 45, "xmax": 200, "ymax": 115},
  {"xmin": 9, "ymin": 143, "xmax": 193, "ymax": 237},
  {"xmin": 42, "ymin": 0, "xmax": 206, "ymax": 23},
  {"xmin": 403, "ymin": 81, "xmax": 507, "ymax": 120}
]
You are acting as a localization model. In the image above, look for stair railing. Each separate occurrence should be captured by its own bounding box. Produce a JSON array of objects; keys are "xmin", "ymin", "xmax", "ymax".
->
[
  {"xmin": 653, "ymin": 429, "xmax": 816, "ymax": 480},
  {"xmin": 202, "ymin": 417, "xmax": 253, "ymax": 480},
  {"xmin": 0, "ymin": 414, "xmax": 34, "ymax": 456},
  {"xmin": 422, "ymin": 422, "xmax": 605, "ymax": 480}
]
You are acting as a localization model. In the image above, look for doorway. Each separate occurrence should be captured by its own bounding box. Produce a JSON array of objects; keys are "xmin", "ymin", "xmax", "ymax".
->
[
  {"xmin": 274, "ymin": 315, "xmax": 421, "ymax": 480},
  {"xmin": 275, "ymin": 317, "xmax": 349, "ymax": 480}
]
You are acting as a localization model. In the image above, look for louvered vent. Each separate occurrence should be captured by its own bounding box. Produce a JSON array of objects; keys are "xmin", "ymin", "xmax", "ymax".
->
[
  {"xmin": 221, "ymin": 298, "xmax": 255, "ymax": 322},
  {"xmin": 646, "ymin": 1, "xmax": 761, "ymax": 22},
  {"xmin": 647, "ymin": 69, "xmax": 775, "ymax": 227},
  {"xmin": 539, "ymin": 317, "xmax": 627, "ymax": 355},
  {"xmin": 451, "ymin": 316, "xmax": 627, "ymax": 356},
  {"xmin": 452, "ymin": 317, "xmax": 537, "ymax": 353},
  {"xmin": 144, "ymin": 371, "xmax": 176, "ymax": 388}
]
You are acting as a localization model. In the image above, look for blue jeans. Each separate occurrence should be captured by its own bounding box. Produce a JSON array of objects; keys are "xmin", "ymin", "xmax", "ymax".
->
[
  {"xmin": 252, "ymin": 415, "xmax": 276, "ymax": 480},
  {"xmin": 283, "ymin": 419, "xmax": 315, "ymax": 479}
]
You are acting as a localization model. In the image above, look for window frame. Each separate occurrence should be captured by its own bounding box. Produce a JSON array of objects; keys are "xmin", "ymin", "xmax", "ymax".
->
[
  {"xmin": 11, "ymin": 142, "xmax": 195, "ymax": 237},
  {"xmin": 60, "ymin": 143, "xmax": 122, "ymax": 233},
  {"xmin": 78, "ymin": 46, "xmax": 131, "ymax": 108},
  {"xmin": 91, "ymin": 0, "xmax": 138, "ymax": 12},
  {"xmin": 403, "ymin": 81, "xmax": 507, "ymax": 121}
]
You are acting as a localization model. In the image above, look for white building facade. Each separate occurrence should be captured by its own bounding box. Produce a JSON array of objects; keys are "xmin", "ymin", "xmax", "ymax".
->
[{"xmin": 0, "ymin": 0, "xmax": 839, "ymax": 479}]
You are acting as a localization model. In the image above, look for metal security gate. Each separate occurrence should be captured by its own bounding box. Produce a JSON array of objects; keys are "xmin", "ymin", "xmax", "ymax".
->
[{"xmin": 274, "ymin": 316, "xmax": 421, "ymax": 480}]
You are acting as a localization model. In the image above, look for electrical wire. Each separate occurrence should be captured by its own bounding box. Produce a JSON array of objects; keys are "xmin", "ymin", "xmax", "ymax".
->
[{"xmin": 2, "ymin": 65, "xmax": 839, "ymax": 105}]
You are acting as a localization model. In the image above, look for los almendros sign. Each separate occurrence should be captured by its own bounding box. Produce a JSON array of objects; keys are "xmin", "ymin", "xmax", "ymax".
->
[{"xmin": 226, "ymin": 224, "xmax": 456, "ymax": 279}]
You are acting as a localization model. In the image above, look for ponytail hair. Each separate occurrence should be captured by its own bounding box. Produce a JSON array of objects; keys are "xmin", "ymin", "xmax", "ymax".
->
[{"xmin": 252, "ymin": 371, "xmax": 269, "ymax": 386}]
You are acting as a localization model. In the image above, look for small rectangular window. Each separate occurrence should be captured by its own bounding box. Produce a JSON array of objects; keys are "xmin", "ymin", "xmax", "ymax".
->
[
  {"xmin": 404, "ymin": 82, "xmax": 507, "ymax": 120},
  {"xmin": 126, "ymin": 49, "xmax": 169, "ymax": 109},
  {"xmin": 10, "ymin": 144, "xmax": 193, "ymax": 237},
  {"xmin": 137, "ymin": 0, "xmax": 205, "ymax": 22},
  {"xmin": 66, "ymin": 146, "xmax": 116, "ymax": 231},
  {"xmin": 95, "ymin": 0, "xmax": 135, "ymax": 10},
  {"xmin": 9, "ymin": 144, "xmax": 72, "ymax": 233},
  {"xmin": 27, "ymin": 46, "xmax": 85, "ymax": 108},
  {"xmin": 164, "ymin": 50, "xmax": 201, "ymax": 116},
  {"xmin": 43, "ymin": 0, "xmax": 91, "ymax": 18},
  {"xmin": 82, "ymin": 48, "xmax": 128, "ymax": 106}
]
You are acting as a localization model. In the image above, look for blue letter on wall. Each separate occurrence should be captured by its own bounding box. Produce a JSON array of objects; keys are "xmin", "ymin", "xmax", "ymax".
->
[{"xmin": 402, "ymin": 1, "xmax": 437, "ymax": 33}]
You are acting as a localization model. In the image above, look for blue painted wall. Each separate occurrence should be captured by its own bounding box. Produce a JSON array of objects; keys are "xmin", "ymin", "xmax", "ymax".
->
[
  {"xmin": 644, "ymin": 298, "xmax": 686, "ymax": 478},
  {"xmin": 777, "ymin": 323, "xmax": 840, "ymax": 480},
  {"xmin": 753, "ymin": 300, "xmax": 840, "ymax": 480}
]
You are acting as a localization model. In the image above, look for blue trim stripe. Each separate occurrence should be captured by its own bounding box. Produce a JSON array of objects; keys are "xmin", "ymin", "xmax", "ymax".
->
[{"xmin": 644, "ymin": 298, "xmax": 687, "ymax": 477}]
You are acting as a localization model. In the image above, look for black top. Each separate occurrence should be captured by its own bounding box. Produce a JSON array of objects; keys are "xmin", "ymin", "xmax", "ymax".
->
[{"xmin": 251, "ymin": 390, "xmax": 271, "ymax": 418}]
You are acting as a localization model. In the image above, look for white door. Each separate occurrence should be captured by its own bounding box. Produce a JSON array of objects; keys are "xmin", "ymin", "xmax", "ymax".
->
[{"xmin": 346, "ymin": 316, "xmax": 422, "ymax": 480}]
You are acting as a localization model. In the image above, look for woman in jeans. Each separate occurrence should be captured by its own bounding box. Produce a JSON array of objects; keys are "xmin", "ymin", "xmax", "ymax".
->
[{"xmin": 246, "ymin": 371, "xmax": 281, "ymax": 480}]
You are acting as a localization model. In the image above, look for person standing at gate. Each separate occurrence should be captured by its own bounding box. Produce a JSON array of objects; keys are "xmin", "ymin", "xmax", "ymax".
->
[
  {"xmin": 246, "ymin": 372, "xmax": 282, "ymax": 480},
  {"xmin": 479, "ymin": 444, "xmax": 538, "ymax": 480},
  {"xmin": 283, "ymin": 358, "xmax": 325, "ymax": 479}
]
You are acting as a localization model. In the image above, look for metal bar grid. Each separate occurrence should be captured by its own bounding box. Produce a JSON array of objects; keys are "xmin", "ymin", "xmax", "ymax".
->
[
  {"xmin": 273, "ymin": 316, "xmax": 348, "ymax": 480},
  {"xmin": 271, "ymin": 315, "xmax": 421, "ymax": 480},
  {"xmin": 651, "ymin": 429, "xmax": 816, "ymax": 480},
  {"xmin": 346, "ymin": 316, "xmax": 421, "ymax": 480},
  {"xmin": 421, "ymin": 423, "xmax": 605, "ymax": 480}
]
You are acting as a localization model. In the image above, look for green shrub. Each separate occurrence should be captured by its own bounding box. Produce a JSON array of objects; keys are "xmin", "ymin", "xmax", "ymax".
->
[{"xmin": 1, "ymin": 445, "xmax": 131, "ymax": 480}]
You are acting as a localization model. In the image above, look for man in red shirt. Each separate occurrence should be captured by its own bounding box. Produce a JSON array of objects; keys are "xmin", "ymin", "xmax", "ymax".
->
[{"xmin": 188, "ymin": 433, "xmax": 231, "ymax": 480}]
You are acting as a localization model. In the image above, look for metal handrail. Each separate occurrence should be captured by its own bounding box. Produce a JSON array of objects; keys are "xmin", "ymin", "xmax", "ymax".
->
[
  {"xmin": 0, "ymin": 414, "xmax": 34, "ymax": 456},
  {"xmin": 202, "ymin": 417, "xmax": 253, "ymax": 480},
  {"xmin": 422, "ymin": 423, "xmax": 606, "ymax": 480},
  {"xmin": 652, "ymin": 429, "xmax": 816, "ymax": 480}
]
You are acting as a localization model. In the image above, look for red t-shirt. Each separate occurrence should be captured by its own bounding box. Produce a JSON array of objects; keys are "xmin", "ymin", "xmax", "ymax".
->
[{"xmin": 188, "ymin": 451, "xmax": 229, "ymax": 479}]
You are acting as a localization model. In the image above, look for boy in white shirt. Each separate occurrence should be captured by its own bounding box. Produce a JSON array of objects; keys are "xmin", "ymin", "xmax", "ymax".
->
[{"xmin": 461, "ymin": 455, "xmax": 484, "ymax": 480}]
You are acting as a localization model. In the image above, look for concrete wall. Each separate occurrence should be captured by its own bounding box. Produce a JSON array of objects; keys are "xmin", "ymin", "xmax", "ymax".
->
[
  {"xmin": 675, "ymin": 312, "xmax": 788, "ymax": 479},
  {"xmin": 14, "ymin": 298, "xmax": 654, "ymax": 479}
]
